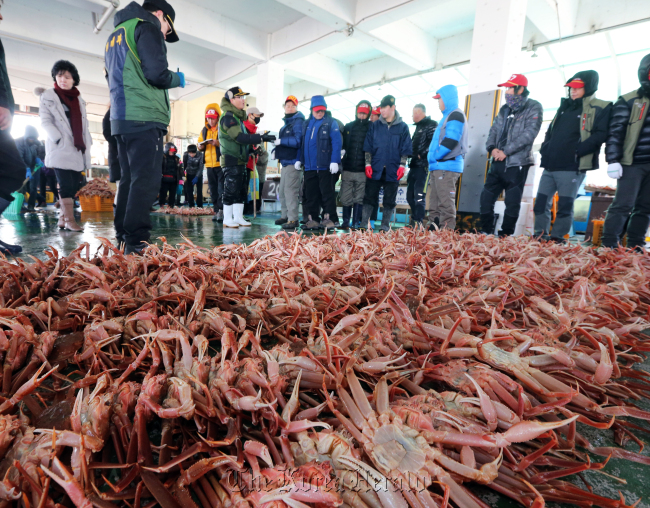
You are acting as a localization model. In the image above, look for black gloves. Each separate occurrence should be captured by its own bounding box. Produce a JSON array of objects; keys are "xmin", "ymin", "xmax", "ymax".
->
[{"xmin": 261, "ymin": 133, "xmax": 276, "ymax": 143}]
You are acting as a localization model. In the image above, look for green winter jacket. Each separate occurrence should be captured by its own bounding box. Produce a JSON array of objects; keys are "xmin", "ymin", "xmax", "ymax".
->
[
  {"xmin": 105, "ymin": 2, "xmax": 180, "ymax": 134},
  {"xmin": 218, "ymin": 97, "xmax": 263, "ymax": 167}
]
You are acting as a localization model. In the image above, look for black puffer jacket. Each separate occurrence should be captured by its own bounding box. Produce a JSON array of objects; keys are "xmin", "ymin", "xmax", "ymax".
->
[
  {"xmin": 410, "ymin": 116, "xmax": 437, "ymax": 169},
  {"xmin": 342, "ymin": 101, "xmax": 372, "ymax": 173},
  {"xmin": 161, "ymin": 154, "xmax": 182, "ymax": 182},
  {"xmin": 606, "ymin": 54, "xmax": 650, "ymax": 165}
]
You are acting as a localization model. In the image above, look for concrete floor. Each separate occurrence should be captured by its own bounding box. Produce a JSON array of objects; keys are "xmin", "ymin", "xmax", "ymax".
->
[{"xmin": 1, "ymin": 205, "xmax": 649, "ymax": 507}]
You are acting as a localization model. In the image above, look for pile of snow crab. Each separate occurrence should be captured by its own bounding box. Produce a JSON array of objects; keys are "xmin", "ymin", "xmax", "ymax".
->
[
  {"xmin": 76, "ymin": 179, "xmax": 116, "ymax": 199},
  {"xmin": 155, "ymin": 207, "xmax": 215, "ymax": 216},
  {"xmin": 1, "ymin": 228, "xmax": 650, "ymax": 508}
]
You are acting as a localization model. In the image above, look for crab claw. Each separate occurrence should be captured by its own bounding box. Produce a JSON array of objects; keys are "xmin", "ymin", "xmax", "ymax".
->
[
  {"xmin": 233, "ymin": 390, "xmax": 276, "ymax": 411},
  {"xmin": 494, "ymin": 415, "xmax": 579, "ymax": 446},
  {"xmin": 41, "ymin": 457, "xmax": 92, "ymax": 508},
  {"xmin": 244, "ymin": 440, "xmax": 274, "ymax": 468},
  {"xmin": 464, "ymin": 374, "xmax": 497, "ymax": 431}
]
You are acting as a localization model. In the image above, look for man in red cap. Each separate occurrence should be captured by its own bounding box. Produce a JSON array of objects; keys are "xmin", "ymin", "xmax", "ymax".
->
[
  {"xmin": 339, "ymin": 100, "xmax": 373, "ymax": 229},
  {"xmin": 370, "ymin": 106, "xmax": 380, "ymax": 123},
  {"xmin": 535, "ymin": 71, "xmax": 612, "ymax": 243},
  {"xmin": 273, "ymin": 95, "xmax": 305, "ymax": 230},
  {"xmin": 479, "ymin": 74, "xmax": 543, "ymax": 236}
]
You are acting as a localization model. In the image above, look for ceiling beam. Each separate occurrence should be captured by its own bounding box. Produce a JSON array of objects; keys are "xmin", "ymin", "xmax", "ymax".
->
[
  {"xmin": 526, "ymin": 0, "xmax": 580, "ymax": 41},
  {"xmin": 270, "ymin": 17, "xmax": 350, "ymax": 64},
  {"xmin": 285, "ymin": 53, "xmax": 351, "ymax": 90},
  {"xmin": 355, "ymin": 0, "xmax": 446, "ymax": 30},
  {"xmin": 273, "ymin": 0, "xmax": 354, "ymax": 29}
]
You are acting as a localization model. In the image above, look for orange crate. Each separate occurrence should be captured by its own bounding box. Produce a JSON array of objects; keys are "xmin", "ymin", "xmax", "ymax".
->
[{"xmin": 79, "ymin": 195, "xmax": 113, "ymax": 212}]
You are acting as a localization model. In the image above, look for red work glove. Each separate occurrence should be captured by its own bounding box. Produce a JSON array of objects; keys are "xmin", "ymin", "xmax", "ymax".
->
[
  {"xmin": 365, "ymin": 165, "xmax": 373, "ymax": 178},
  {"xmin": 396, "ymin": 166, "xmax": 405, "ymax": 180}
]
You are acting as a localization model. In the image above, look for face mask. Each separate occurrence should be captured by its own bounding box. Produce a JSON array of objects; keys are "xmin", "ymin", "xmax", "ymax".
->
[
  {"xmin": 254, "ymin": 117, "xmax": 261, "ymax": 125},
  {"xmin": 505, "ymin": 93, "xmax": 526, "ymax": 110}
]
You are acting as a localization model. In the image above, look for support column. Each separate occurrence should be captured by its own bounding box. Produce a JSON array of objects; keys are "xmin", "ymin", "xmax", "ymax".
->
[
  {"xmin": 468, "ymin": 0, "xmax": 528, "ymax": 94},
  {"xmin": 255, "ymin": 61, "xmax": 285, "ymax": 135}
]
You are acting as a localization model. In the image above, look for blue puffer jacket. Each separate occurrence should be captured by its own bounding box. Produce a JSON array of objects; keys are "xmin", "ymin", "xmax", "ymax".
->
[
  {"xmin": 428, "ymin": 84, "xmax": 467, "ymax": 173},
  {"xmin": 275, "ymin": 111, "xmax": 305, "ymax": 166},
  {"xmin": 299, "ymin": 112, "xmax": 342, "ymax": 171},
  {"xmin": 363, "ymin": 110, "xmax": 412, "ymax": 182}
]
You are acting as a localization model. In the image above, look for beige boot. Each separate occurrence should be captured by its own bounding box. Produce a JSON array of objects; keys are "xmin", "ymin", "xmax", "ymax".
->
[
  {"xmin": 61, "ymin": 198, "xmax": 82, "ymax": 232},
  {"xmin": 57, "ymin": 199, "xmax": 65, "ymax": 229}
]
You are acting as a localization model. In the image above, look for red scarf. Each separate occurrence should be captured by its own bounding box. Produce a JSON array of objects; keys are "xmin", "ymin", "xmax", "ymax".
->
[
  {"xmin": 54, "ymin": 83, "xmax": 86, "ymax": 154},
  {"xmin": 244, "ymin": 120, "xmax": 258, "ymax": 171}
]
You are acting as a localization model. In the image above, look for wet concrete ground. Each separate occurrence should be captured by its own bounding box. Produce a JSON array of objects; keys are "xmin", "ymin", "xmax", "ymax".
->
[{"xmin": 0, "ymin": 205, "xmax": 374, "ymax": 260}]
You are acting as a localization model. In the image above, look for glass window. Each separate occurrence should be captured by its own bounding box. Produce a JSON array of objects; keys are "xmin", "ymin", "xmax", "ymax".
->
[
  {"xmin": 548, "ymin": 35, "xmax": 610, "ymax": 67},
  {"xmin": 609, "ymin": 21, "xmax": 650, "ymax": 55}
]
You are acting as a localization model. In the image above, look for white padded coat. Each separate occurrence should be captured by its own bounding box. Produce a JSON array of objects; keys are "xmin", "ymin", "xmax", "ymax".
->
[{"xmin": 38, "ymin": 87, "xmax": 92, "ymax": 172}]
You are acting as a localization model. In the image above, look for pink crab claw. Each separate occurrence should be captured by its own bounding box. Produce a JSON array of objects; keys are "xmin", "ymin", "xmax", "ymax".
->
[
  {"xmin": 594, "ymin": 342, "xmax": 613, "ymax": 385},
  {"xmin": 284, "ymin": 419, "xmax": 332, "ymax": 434},
  {"xmin": 464, "ymin": 374, "xmax": 497, "ymax": 431},
  {"xmin": 493, "ymin": 415, "xmax": 579, "ymax": 447},
  {"xmin": 35, "ymin": 429, "xmax": 103, "ymax": 452},
  {"xmin": 233, "ymin": 390, "xmax": 277, "ymax": 411},
  {"xmin": 337, "ymin": 456, "xmax": 408, "ymax": 508},
  {"xmin": 41, "ymin": 457, "xmax": 92, "ymax": 508},
  {"xmin": 0, "ymin": 364, "xmax": 58, "ymax": 414},
  {"xmin": 244, "ymin": 440, "xmax": 274, "ymax": 468}
]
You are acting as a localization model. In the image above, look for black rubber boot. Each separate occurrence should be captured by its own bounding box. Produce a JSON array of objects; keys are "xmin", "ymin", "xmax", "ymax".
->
[
  {"xmin": 380, "ymin": 207, "xmax": 394, "ymax": 232},
  {"xmin": 338, "ymin": 206, "xmax": 352, "ymax": 230},
  {"xmin": 360, "ymin": 204, "xmax": 374, "ymax": 230},
  {"xmin": 498, "ymin": 214, "xmax": 519, "ymax": 237},
  {"xmin": 480, "ymin": 213, "xmax": 495, "ymax": 234}
]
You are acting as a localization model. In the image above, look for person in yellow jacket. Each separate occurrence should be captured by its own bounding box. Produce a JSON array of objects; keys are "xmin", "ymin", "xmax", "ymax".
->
[{"xmin": 198, "ymin": 103, "xmax": 223, "ymax": 221}]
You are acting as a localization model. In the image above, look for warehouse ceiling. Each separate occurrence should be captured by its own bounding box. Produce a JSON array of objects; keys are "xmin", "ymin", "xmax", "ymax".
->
[{"xmin": 3, "ymin": 0, "xmax": 650, "ymax": 115}]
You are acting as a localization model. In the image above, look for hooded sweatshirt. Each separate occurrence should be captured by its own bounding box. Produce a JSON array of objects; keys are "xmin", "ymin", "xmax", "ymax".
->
[
  {"xmin": 363, "ymin": 110, "xmax": 412, "ymax": 182},
  {"xmin": 198, "ymin": 102, "xmax": 222, "ymax": 168},
  {"xmin": 428, "ymin": 85, "xmax": 467, "ymax": 173},
  {"xmin": 541, "ymin": 70, "xmax": 612, "ymax": 172},
  {"xmin": 16, "ymin": 125, "xmax": 40, "ymax": 170}
]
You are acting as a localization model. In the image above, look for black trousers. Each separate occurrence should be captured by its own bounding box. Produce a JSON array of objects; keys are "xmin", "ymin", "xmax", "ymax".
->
[
  {"xmin": 45, "ymin": 173, "xmax": 59, "ymax": 201},
  {"xmin": 115, "ymin": 128, "xmax": 164, "ymax": 246},
  {"xmin": 206, "ymin": 166, "xmax": 224, "ymax": 210},
  {"xmin": 28, "ymin": 171, "xmax": 45, "ymax": 207},
  {"xmin": 159, "ymin": 180, "xmax": 177, "ymax": 207},
  {"xmin": 406, "ymin": 166, "xmax": 427, "ymax": 221},
  {"xmin": 0, "ymin": 128, "xmax": 26, "ymax": 202},
  {"xmin": 54, "ymin": 169, "xmax": 82, "ymax": 199},
  {"xmin": 184, "ymin": 174, "xmax": 203, "ymax": 207},
  {"xmin": 364, "ymin": 168, "xmax": 399, "ymax": 209},
  {"xmin": 304, "ymin": 170, "xmax": 336, "ymax": 221},
  {"xmin": 479, "ymin": 161, "xmax": 530, "ymax": 235},
  {"xmin": 222, "ymin": 165, "xmax": 247, "ymax": 206}
]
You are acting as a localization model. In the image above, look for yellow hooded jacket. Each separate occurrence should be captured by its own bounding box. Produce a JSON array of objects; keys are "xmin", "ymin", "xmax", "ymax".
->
[{"xmin": 198, "ymin": 103, "xmax": 222, "ymax": 168}]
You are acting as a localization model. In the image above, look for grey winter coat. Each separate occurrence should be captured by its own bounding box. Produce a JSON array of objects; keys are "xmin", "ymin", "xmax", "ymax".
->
[
  {"xmin": 38, "ymin": 87, "xmax": 92, "ymax": 172},
  {"xmin": 486, "ymin": 98, "xmax": 543, "ymax": 167}
]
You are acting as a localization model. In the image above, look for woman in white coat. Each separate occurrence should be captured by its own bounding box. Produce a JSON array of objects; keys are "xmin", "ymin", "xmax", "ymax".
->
[{"xmin": 38, "ymin": 60, "xmax": 92, "ymax": 232}]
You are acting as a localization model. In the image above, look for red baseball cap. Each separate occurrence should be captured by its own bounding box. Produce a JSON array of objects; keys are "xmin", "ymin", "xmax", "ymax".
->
[
  {"xmin": 357, "ymin": 104, "xmax": 370, "ymax": 114},
  {"xmin": 312, "ymin": 105, "xmax": 326, "ymax": 112},
  {"xmin": 372, "ymin": 106, "xmax": 380, "ymax": 115},
  {"xmin": 285, "ymin": 95, "xmax": 299, "ymax": 106},
  {"xmin": 205, "ymin": 109, "xmax": 219, "ymax": 118},
  {"xmin": 498, "ymin": 74, "xmax": 528, "ymax": 88},
  {"xmin": 565, "ymin": 78, "xmax": 585, "ymax": 89},
  {"xmin": 433, "ymin": 93, "xmax": 441, "ymax": 99}
]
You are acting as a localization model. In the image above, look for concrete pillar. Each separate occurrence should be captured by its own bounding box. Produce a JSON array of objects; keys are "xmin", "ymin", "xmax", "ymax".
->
[
  {"xmin": 468, "ymin": 0, "xmax": 528, "ymax": 94},
  {"xmin": 170, "ymin": 100, "xmax": 188, "ymax": 138},
  {"xmin": 255, "ymin": 61, "xmax": 285, "ymax": 135}
]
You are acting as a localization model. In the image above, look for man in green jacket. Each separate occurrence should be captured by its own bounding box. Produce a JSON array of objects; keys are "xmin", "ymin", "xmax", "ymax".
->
[
  {"xmin": 105, "ymin": 0, "xmax": 184, "ymax": 254},
  {"xmin": 219, "ymin": 86, "xmax": 275, "ymax": 228}
]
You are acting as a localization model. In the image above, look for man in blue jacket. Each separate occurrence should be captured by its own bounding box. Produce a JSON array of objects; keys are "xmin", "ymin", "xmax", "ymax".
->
[
  {"xmin": 273, "ymin": 95, "xmax": 305, "ymax": 230},
  {"xmin": 297, "ymin": 96, "xmax": 342, "ymax": 230},
  {"xmin": 427, "ymin": 85, "xmax": 468, "ymax": 230},
  {"xmin": 362, "ymin": 95, "xmax": 413, "ymax": 232}
]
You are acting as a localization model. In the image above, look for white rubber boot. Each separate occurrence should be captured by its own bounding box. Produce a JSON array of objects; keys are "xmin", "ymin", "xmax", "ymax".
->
[
  {"xmin": 233, "ymin": 203, "xmax": 251, "ymax": 227},
  {"xmin": 222, "ymin": 204, "xmax": 239, "ymax": 228}
]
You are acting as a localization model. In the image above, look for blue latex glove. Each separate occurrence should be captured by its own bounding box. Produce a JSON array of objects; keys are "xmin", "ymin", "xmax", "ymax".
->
[
  {"xmin": 35, "ymin": 158, "xmax": 43, "ymax": 167},
  {"xmin": 25, "ymin": 167, "xmax": 31, "ymax": 179},
  {"xmin": 192, "ymin": 176, "xmax": 199, "ymax": 186},
  {"xmin": 177, "ymin": 72, "xmax": 186, "ymax": 88}
]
